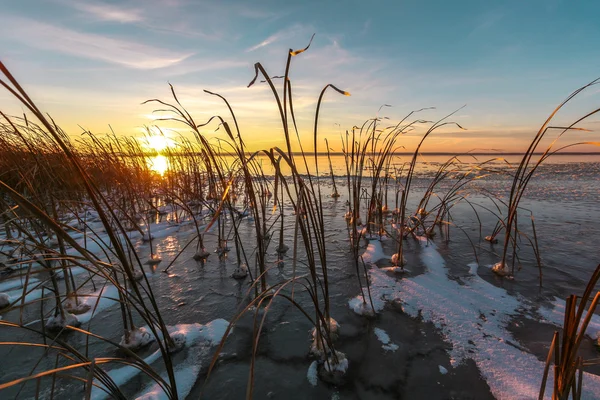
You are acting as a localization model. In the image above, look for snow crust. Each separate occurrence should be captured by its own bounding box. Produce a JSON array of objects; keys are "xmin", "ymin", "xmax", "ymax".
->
[
  {"xmin": 537, "ymin": 297, "xmax": 600, "ymax": 338},
  {"xmin": 120, "ymin": 327, "xmax": 154, "ymax": 351},
  {"xmin": 323, "ymin": 351, "xmax": 348, "ymax": 374},
  {"xmin": 307, "ymin": 361, "xmax": 318, "ymax": 386},
  {"xmin": 46, "ymin": 312, "xmax": 80, "ymax": 330},
  {"xmin": 77, "ymin": 285, "xmax": 120, "ymax": 325},
  {"xmin": 91, "ymin": 319, "xmax": 229, "ymax": 400},
  {"xmin": 90, "ymin": 349, "xmax": 162, "ymax": 400},
  {"xmin": 373, "ymin": 327, "xmax": 399, "ymax": 352},
  {"xmin": 134, "ymin": 319, "xmax": 229, "ymax": 400},
  {"xmin": 348, "ymin": 266, "xmax": 402, "ymax": 316},
  {"xmin": 348, "ymin": 236, "xmax": 600, "ymax": 399},
  {"xmin": 360, "ymin": 240, "xmax": 386, "ymax": 264}
]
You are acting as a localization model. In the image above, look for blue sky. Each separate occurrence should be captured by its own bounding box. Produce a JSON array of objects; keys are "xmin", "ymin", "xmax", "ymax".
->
[{"xmin": 1, "ymin": 0, "xmax": 600, "ymax": 152}]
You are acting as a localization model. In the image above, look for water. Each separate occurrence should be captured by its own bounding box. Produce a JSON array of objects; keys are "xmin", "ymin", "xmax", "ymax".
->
[{"xmin": 2, "ymin": 153, "xmax": 600, "ymax": 399}]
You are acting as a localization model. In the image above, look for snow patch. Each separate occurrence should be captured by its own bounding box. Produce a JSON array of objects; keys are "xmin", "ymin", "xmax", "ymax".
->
[
  {"xmin": 360, "ymin": 240, "xmax": 386, "ymax": 264},
  {"xmin": 322, "ymin": 351, "xmax": 348, "ymax": 374},
  {"xmin": 349, "ymin": 236, "xmax": 600, "ymax": 399},
  {"xmin": 134, "ymin": 319, "xmax": 229, "ymax": 400},
  {"xmin": 348, "ymin": 267, "xmax": 402, "ymax": 316},
  {"xmin": 537, "ymin": 298, "xmax": 600, "ymax": 338},
  {"xmin": 92, "ymin": 319, "xmax": 229, "ymax": 400},
  {"xmin": 46, "ymin": 312, "xmax": 80, "ymax": 330},
  {"xmin": 120, "ymin": 327, "xmax": 154, "ymax": 351},
  {"xmin": 91, "ymin": 349, "xmax": 162, "ymax": 400},
  {"xmin": 307, "ymin": 361, "xmax": 318, "ymax": 386},
  {"xmin": 374, "ymin": 327, "xmax": 399, "ymax": 352},
  {"xmin": 77, "ymin": 285, "xmax": 120, "ymax": 325}
]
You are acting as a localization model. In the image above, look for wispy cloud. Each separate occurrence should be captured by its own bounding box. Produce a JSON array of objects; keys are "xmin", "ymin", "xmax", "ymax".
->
[
  {"xmin": 1, "ymin": 16, "xmax": 193, "ymax": 69},
  {"xmin": 246, "ymin": 32, "xmax": 283, "ymax": 52},
  {"xmin": 69, "ymin": 2, "xmax": 145, "ymax": 23},
  {"xmin": 245, "ymin": 24, "xmax": 310, "ymax": 52}
]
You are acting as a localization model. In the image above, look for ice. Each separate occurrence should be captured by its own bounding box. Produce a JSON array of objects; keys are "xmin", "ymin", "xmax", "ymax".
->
[
  {"xmin": 349, "ymin": 236, "xmax": 600, "ymax": 399},
  {"xmin": 0, "ymin": 277, "xmax": 39, "ymax": 292},
  {"xmin": 90, "ymin": 319, "xmax": 229, "ymax": 400},
  {"xmin": 6, "ymin": 286, "xmax": 44, "ymax": 304},
  {"xmin": 310, "ymin": 318, "xmax": 340, "ymax": 356},
  {"xmin": 90, "ymin": 349, "xmax": 162, "ymax": 400},
  {"xmin": 231, "ymin": 263, "xmax": 248, "ymax": 279},
  {"xmin": 133, "ymin": 319, "xmax": 229, "ymax": 400}
]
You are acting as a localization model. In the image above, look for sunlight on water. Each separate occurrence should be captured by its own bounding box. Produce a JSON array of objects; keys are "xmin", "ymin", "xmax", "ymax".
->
[{"xmin": 147, "ymin": 155, "xmax": 170, "ymax": 175}]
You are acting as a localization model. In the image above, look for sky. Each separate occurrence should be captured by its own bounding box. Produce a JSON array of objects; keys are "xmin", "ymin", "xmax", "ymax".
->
[{"xmin": 1, "ymin": 0, "xmax": 600, "ymax": 153}]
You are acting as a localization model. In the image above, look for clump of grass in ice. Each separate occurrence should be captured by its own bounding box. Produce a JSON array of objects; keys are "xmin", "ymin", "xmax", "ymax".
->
[{"xmin": 231, "ymin": 263, "xmax": 248, "ymax": 279}]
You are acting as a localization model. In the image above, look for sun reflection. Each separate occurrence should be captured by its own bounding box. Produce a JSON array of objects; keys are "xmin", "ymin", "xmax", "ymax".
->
[{"xmin": 147, "ymin": 155, "xmax": 170, "ymax": 176}]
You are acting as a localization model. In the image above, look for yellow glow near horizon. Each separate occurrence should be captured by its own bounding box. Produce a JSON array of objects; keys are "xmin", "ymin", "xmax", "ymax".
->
[{"xmin": 144, "ymin": 134, "xmax": 175, "ymax": 152}]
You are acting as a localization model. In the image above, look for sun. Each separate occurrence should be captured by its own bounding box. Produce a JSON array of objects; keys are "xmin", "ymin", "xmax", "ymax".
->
[{"xmin": 143, "ymin": 134, "xmax": 175, "ymax": 152}]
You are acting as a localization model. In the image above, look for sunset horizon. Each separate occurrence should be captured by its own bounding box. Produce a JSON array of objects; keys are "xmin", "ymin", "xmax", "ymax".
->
[{"xmin": 2, "ymin": 0, "xmax": 600, "ymax": 153}]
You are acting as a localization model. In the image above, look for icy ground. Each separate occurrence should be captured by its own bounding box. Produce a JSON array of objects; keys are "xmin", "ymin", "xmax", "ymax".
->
[{"xmin": 351, "ymin": 238, "xmax": 600, "ymax": 399}]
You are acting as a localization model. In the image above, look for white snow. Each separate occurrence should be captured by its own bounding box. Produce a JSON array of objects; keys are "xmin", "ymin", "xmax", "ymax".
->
[
  {"xmin": 391, "ymin": 253, "xmax": 405, "ymax": 266},
  {"xmin": 348, "ymin": 236, "xmax": 600, "ymax": 399},
  {"xmin": 537, "ymin": 297, "xmax": 600, "ymax": 338},
  {"xmin": 360, "ymin": 240, "xmax": 386, "ymax": 264},
  {"xmin": 90, "ymin": 349, "xmax": 162, "ymax": 400},
  {"xmin": 373, "ymin": 327, "xmax": 399, "ymax": 352},
  {"xmin": 91, "ymin": 319, "xmax": 229, "ymax": 400},
  {"xmin": 382, "ymin": 343, "xmax": 399, "ymax": 351},
  {"xmin": 491, "ymin": 261, "xmax": 511, "ymax": 276},
  {"xmin": 120, "ymin": 327, "xmax": 154, "ymax": 351},
  {"xmin": 323, "ymin": 351, "xmax": 349, "ymax": 374},
  {"xmin": 348, "ymin": 267, "xmax": 402, "ymax": 316},
  {"xmin": 46, "ymin": 312, "xmax": 80, "ymax": 330},
  {"xmin": 134, "ymin": 319, "xmax": 229, "ymax": 400},
  {"xmin": 77, "ymin": 285, "xmax": 120, "ymax": 325},
  {"xmin": 307, "ymin": 361, "xmax": 318, "ymax": 386},
  {"xmin": 373, "ymin": 327, "xmax": 390, "ymax": 344}
]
